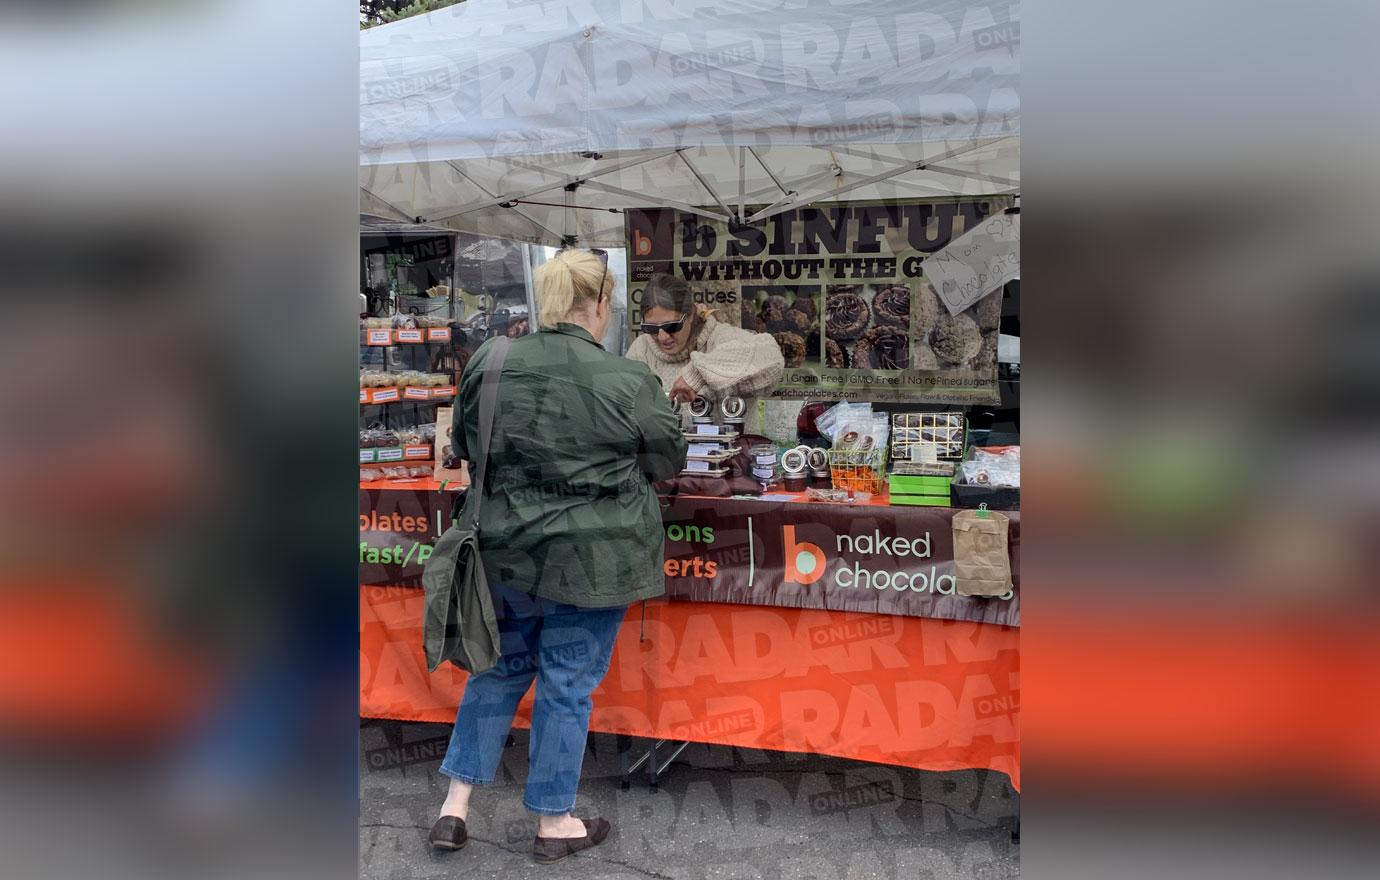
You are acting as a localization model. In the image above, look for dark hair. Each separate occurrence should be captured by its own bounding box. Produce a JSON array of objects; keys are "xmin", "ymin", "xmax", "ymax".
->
[{"xmin": 642, "ymin": 274, "xmax": 693, "ymax": 315}]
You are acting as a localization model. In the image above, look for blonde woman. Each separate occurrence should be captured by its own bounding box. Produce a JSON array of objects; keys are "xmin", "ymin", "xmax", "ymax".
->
[{"xmin": 430, "ymin": 249, "xmax": 686, "ymax": 862}]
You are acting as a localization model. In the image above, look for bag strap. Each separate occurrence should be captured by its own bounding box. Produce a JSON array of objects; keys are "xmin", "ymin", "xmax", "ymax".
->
[{"xmin": 470, "ymin": 336, "xmax": 512, "ymax": 529}]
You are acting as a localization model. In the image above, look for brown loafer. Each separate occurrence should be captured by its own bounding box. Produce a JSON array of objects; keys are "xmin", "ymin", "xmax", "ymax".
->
[
  {"xmin": 532, "ymin": 817, "xmax": 610, "ymax": 863},
  {"xmin": 428, "ymin": 815, "xmax": 468, "ymax": 851}
]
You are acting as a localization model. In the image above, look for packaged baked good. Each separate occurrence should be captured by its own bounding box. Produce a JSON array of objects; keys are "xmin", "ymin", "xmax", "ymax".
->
[{"xmin": 359, "ymin": 428, "xmax": 397, "ymax": 448}]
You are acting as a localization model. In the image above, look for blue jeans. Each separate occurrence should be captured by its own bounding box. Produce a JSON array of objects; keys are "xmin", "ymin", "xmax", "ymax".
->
[{"xmin": 439, "ymin": 583, "xmax": 628, "ymax": 815}]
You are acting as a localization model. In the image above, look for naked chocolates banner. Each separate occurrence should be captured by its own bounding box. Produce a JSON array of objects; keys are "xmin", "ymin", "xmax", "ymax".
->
[
  {"xmin": 625, "ymin": 199, "xmax": 1008, "ymax": 404},
  {"xmin": 361, "ymin": 489, "xmax": 1019, "ymax": 627}
]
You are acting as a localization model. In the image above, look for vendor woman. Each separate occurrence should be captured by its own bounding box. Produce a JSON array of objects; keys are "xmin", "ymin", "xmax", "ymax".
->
[{"xmin": 626, "ymin": 275, "xmax": 785, "ymax": 420}]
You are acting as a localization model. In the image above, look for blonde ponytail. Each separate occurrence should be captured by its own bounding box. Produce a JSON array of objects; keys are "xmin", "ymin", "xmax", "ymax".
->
[{"xmin": 534, "ymin": 249, "xmax": 610, "ymax": 329}]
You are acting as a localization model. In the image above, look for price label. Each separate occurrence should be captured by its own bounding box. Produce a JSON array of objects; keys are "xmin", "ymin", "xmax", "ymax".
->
[
  {"xmin": 359, "ymin": 449, "xmax": 376, "ymax": 463},
  {"xmin": 396, "ymin": 329, "xmax": 424, "ymax": 343},
  {"xmin": 366, "ymin": 329, "xmax": 393, "ymax": 346},
  {"xmin": 371, "ymin": 388, "xmax": 399, "ymax": 403},
  {"xmin": 427, "ymin": 327, "xmax": 451, "ymax": 342},
  {"xmin": 376, "ymin": 448, "xmax": 404, "ymax": 462},
  {"xmin": 404, "ymin": 386, "xmax": 431, "ymax": 400}
]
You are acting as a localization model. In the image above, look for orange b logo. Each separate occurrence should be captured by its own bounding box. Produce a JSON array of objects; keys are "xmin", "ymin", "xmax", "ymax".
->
[
  {"xmin": 784, "ymin": 526, "xmax": 826, "ymax": 585},
  {"xmin": 634, "ymin": 229, "xmax": 653, "ymax": 256}
]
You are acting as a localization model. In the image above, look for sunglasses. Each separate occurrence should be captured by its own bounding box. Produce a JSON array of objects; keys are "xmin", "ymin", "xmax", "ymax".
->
[
  {"xmin": 641, "ymin": 316, "xmax": 688, "ymax": 336},
  {"xmin": 590, "ymin": 249, "xmax": 608, "ymax": 302}
]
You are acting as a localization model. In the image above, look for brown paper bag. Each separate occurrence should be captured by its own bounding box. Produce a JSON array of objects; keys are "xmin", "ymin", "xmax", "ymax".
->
[
  {"xmin": 433, "ymin": 406, "xmax": 469, "ymax": 488},
  {"xmin": 952, "ymin": 509, "xmax": 1013, "ymax": 597}
]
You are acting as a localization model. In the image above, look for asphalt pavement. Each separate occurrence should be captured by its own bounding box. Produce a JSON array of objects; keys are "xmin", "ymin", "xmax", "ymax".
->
[{"xmin": 360, "ymin": 720, "xmax": 1019, "ymax": 880}]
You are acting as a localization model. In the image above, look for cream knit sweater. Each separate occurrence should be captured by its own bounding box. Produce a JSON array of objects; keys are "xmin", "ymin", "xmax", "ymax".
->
[{"xmin": 626, "ymin": 314, "xmax": 785, "ymax": 422}]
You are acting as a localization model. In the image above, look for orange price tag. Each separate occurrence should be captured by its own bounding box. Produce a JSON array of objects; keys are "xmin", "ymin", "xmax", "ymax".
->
[
  {"xmin": 366, "ymin": 329, "xmax": 393, "ymax": 346},
  {"xmin": 395, "ymin": 329, "xmax": 424, "ymax": 343}
]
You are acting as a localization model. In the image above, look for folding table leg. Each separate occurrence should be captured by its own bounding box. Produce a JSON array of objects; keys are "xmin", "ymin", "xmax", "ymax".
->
[
  {"xmin": 624, "ymin": 738, "xmax": 655, "ymax": 787},
  {"xmin": 617, "ymin": 734, "xmax": 632, "ymax": 790},
  {"xmin": 647, "ymin": 740, "xmax": 661, "ymax": 789}
]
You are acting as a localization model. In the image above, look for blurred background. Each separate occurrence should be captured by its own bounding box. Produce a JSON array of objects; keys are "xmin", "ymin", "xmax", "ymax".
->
[
  {"xmin": 0, "ymin": 2, "xmax": 359, "ymax": 879},
  {"xmin": 0, "ymin": 1, "xmax": 1377, "ymax": 879},
  {"xmin": 1021, "ymin": 1, "xmax": 1380, "ymax": 877}
]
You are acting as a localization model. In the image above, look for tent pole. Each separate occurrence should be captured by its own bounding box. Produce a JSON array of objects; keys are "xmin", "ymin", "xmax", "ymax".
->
[
  {"xmin": 746, "ymin": 161, "xmax": 927, "ymax": 223},
  {"xmin": 747, "ymin": 146, "xmax": 791, "ymax": 197},
  {"xmin": 432, "ymin": 180, "xmax": 572, "ymax": 224},
  {"xmin": 825, "ymin": 135, "xmax": 1013, "ymax": 170},
  {"xmin": 886, "ymin": 178, "xmax": 977, "ymax": 198},
  {"xmin": 676, "ymin": 150, "xmax": 736, "ymax": 219},
  {"xmin": 580, "ymin": 179, "xmax": 733, "ymax": 224},
  {"xmin": 737, "ymin": 147, "xmax": 746, "ymax": 224},
  {"xmin": 744, "ymin": 137, "xmax": 1017, "ymax": 223},
  {"xmin": 359, "ymin": 186, "xmax": 416, "ymax": 223},
  {"xmin": 921, "ymin": 163, "xmax": 1018, "ymax": 188},
  {"xmin": 444, "ymin": 161, "xmax": 565, "ymax": 243},
  {"xmin": 564, "ymin": 185, "xmax": 575, "ymax": 244},
  {"xmin": 742, "ymin": 167, "xmax": 842, "ymax": 220},
  {"xmin": 430, "ymin": 150, "xmax": 680, "ymax": 223}
]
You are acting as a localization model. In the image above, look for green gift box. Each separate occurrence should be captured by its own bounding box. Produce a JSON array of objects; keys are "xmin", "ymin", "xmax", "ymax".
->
[{"xmin": 888, "ymin": 474, "xmax": 952, "ymax": 507}]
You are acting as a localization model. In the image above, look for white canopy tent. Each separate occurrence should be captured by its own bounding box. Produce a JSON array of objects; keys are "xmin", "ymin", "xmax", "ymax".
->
[{"xmin": 360, "ymin": 0, "xmax": 1019, "ymax": 247}]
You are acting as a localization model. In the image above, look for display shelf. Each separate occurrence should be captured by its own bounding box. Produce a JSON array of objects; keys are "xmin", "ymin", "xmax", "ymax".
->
[
  {"xmin": 359, "ymin": 476, "xmax": 460, "ymax": 490},
  {"xmin": 361, "ymin": 385, "xmax": 456, "ymax": 404},
  {"xmin": 360, "ymin": 327, "xmax": 454, "ymax": 346},
  {"xmin": 360, "ymin": 445, "xmax": 434, "ymax": 464}
]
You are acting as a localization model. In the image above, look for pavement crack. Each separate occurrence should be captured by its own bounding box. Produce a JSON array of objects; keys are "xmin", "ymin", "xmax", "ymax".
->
[
  {"xmin": 579, "ymin": 851, "xmax": 679, "ymax": 880},
  {"xmin": 360, "ymin": 822, "xmax": 423, "ymax": 831},
  {"xmin": 461, "ymin": 835, "xmax": 529, "ymax": 856}
]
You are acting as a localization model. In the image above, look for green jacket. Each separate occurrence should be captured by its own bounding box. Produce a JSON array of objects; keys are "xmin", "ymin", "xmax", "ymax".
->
[{"xmin": 452, "ymin": 324, "xmax": 687, "ymax": 608}]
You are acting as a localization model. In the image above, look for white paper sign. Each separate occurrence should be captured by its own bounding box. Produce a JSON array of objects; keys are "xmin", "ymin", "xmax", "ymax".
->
[
  {"xmin": 688, "ymin": 443, "xmax": 720, "ymax": 457},
  {"xmin": 695, "ymin": 424, "xmax": 720, "ymax": 435},
  {"xmin": 998, "ymin": 333, "xmax": 1020, "ymax": 364},
  {"xmin": 686, "ymin": 459, "xmax": 711, "ymax": 472},
  {"xmin": 924, "ymin": 212, "xmax": 1020, "ymax": 316}
]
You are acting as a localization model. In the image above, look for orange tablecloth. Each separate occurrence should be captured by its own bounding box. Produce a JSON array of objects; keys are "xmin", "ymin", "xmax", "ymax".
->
[{"xmin": 360, "ymin": 585, "xmax": 1020, "ymax": 790}]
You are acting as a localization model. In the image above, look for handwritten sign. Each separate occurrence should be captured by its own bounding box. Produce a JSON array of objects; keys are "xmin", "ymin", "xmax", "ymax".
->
[{"xmin": 924, "ymin": 212, "xmax": 1019, "ymax": 316}]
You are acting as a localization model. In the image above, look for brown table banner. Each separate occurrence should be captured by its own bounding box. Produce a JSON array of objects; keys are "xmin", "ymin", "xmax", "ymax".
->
[{"xmin": 360, "ymin": 489, "xmax": 1019, "ymax": 626}]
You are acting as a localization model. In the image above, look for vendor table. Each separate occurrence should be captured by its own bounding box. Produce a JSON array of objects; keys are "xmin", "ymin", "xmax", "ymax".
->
[
  {"xmin": 360, "ymin": 478, "xmax": 1020, "ymax": 790},
  {"xmin": 360, "ymin": 587, "xmax": 1020, "ymax": 790},
  {"xmin": 360, "ymin": 479, "xmax": 1020, "ymax": 626}
]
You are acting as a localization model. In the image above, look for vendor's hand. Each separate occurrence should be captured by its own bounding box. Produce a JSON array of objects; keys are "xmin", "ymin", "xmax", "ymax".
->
[{"xmin": 668, "ymin": 377, "xmax": 698, "ymax": 405}]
